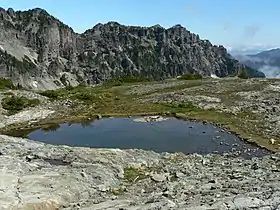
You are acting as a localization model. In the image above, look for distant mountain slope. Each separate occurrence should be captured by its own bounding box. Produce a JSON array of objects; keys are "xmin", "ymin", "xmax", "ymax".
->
[
  {"xmin": 0, "ymin": 7, "xmax": 264, "ymax": 90},
  {"xmin": 235, "ymin": 48, "xmax": 280, "ymax": 78}
]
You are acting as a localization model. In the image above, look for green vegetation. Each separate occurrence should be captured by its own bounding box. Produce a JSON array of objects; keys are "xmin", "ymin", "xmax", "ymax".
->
[
  {"xmin": 41, "ymin": 124, "xmax": 60, "ymax": 132},
  {"xmin": 238, "ymin": 70, "xmax": 249, "ymax": 79},
  {"xmin": 170, "ymin": 102, "xmax": 197, "ymax": 111},
  {"xmin": 36, "ymin": 84, "xmax": 167, "ymax": 119},
  {"xmin": 123, "ymin": 166, "xmax": 148, "ymax": 183},
  {"xmin": 177, "ymin": 73, "xmax": 203, "ymax": 80},
  {"xmin": 71, "ymin": 92, "xmax": 113, "ymax": 104},
  {"xmin": 105, "ymin": 76, "xmax": 152, "ymax": 86},
  {"xmin": 39, "ymin": 85, "xmax": 114, "ymax": 104},
  {"xmin": 3, "ymin": 78, "xmax": 278, "ymax": 152},
  {"xmin": 0, "ymin": 78, "xmax": 16, "ymax": 90},
  {"xmin": 1, "ymin": 95, "xmax": 40, "ymax": 115},
  {"xmin": 3, "ymin": 92, "xmax": 15, "ymax": 96},
  {"xmin": 39, "ymin": 90, "xmax": 60, "ymax": 100}
]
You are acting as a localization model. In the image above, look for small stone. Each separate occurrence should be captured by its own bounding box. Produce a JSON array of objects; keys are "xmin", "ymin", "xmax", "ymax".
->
[
  {"xmin": 270, "ymin": 155, "xmax": 279, "ymax": 161},
  {"xmin": 175, "ymin": 172, "xmax": 185, "ymax": 178},
  {"xmin": 117, "ymin": 171, "xmax": 124, "ymax": 179},
  {"xmin": 97, "ymin": 185, "xmax": 109, "ymax": 192},
  {"xmin": 165, "ymin": 111, "xmax": 171, "ymax": 115},
  {"xmin": 120, "ymin": 186, "xmax": 127, "ymax": 192},
  {"xmin": 166, "ymin": 199, "xmax": 176, "ymax": 208},
  {"xmin": 251, "ymin": 163, "xmax": 259, "ymax": 170},
  {"xmin": 26, "ymin": 155, "xmax": 34, "ymax": 162},
  {"xmin": 80, "ymin": 172, "xmax": 87, "ymax": 178},
  {"xmin": 111, "ymin": 196, "xmax": 117, "ymax": 200},
  {"xmin": 270, "ymin": 138, "xmax": 276, "ymax": 145},
  {"xmin": 151, "ymin": 174, "xmax": 166, "ymax": 182},
  {"xmin": 162, "ymin": 190, "xmax": 170, "ymax": 197},
  {"xmin": 201, "ymin": 158, "xmax": 208, "ymax": 165},
  {"xmin": 230, "ymin": 189, "xmax": 239, "ymax": 194}
]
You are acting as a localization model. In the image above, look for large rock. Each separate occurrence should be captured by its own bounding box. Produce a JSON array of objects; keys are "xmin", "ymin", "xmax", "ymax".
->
[{"xmin": 0, "ymin": 8, "xmax": 264, "ymax": 90}]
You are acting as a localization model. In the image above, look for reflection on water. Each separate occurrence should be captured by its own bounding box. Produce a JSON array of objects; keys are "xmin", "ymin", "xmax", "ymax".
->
[
  {"xmin": 11, "ymin": 117, "xmax": 270, "ymax": 159},
  {"xmin": 41, "ymin": 124, "xmax": 61, "ymax": 132}
]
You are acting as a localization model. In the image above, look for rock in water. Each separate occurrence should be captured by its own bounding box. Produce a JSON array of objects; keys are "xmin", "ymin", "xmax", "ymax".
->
[
  {"xmin": 96, "ymin": 114, "xmax": 102, "ymax": 119},
  {"xmin": 0, "ymin": 8, "xmax": 264, "ymax": 90}
]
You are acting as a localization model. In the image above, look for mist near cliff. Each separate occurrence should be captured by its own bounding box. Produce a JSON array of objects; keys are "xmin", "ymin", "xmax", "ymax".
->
[
  {"xmin": 234, "ymin": 52, "xmax": 280, "ymax": 78},
  {"xmin": 258, "ymin": 65, "xmax": 280, "ymax": 78}
]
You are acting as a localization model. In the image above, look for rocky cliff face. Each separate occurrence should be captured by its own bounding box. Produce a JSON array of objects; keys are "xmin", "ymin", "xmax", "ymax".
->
[{"xmin": 0, "ymin": 7, "xmax": 264, "ymax": 90}]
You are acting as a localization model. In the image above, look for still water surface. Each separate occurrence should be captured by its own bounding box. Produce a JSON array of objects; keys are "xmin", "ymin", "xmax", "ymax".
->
[{"xmin": 26, "ymin": 117, "xmax": 269, "ymax": 158}]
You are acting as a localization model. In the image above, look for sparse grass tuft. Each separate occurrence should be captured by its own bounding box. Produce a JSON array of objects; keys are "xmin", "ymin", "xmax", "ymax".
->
[
  {"xmin": 0, "ymin": 78, "xmax": 16, "ymax": 90},
  {"xmin": 3, "ymin": 92, "xmax": 15, "ymax": 96},
  {"xmin": 105, "ymin": 76, "xmax": 152, "ymax": 86},
  {"xmin": 177, "ymin": 73, "xmax": 203, "ymax": 80},
  {"xmin": 39, "ymin": 90, "xmax": 60, "ymax": 100},
  {"xmin": 1, "ymin": 95, "xmax": 40, "ymax": 115},
  {"xmin": 238, "ymin": 71, "xmax": 249, "ymax": 79},
  {"xmin": 124, "ymin": 166, "xmax": 148, "ymax": 183}
]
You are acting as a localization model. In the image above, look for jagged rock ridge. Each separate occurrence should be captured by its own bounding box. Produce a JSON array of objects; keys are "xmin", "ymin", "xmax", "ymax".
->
[{"xmin": 0, "ymin": 7, "xmax": 264, "ymax": 90}]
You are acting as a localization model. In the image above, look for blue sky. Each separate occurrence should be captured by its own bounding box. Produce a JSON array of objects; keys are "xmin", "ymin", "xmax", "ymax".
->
[{"xmin": 1, "ymin": 0, "xmax": 279, "ymax": 50}]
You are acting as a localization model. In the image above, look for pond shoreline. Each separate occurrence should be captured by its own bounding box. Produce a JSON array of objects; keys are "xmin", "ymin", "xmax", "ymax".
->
[
  {"xmin": 5, "ymin": 112, "xmax": 274, "ymax": 153},
  {"xmin": 4, "ymin": 114, "xmax": 272, "ymax": 159},
  {"xmin": 2, "ymin": 112, "xmax": 275, "ymax": 154},
  {"xmin": 173, "ymin": 113, "xmax": 275, "ymax": 153}
]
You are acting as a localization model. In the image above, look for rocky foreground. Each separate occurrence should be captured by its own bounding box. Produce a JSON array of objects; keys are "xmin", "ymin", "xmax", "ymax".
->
[{"xmin": 0, "ymin": 134, "xmax": 279, "ymax": 210}]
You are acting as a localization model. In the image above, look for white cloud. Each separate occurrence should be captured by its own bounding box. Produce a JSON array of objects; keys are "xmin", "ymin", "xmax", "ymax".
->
[{"xmin": 227, "ymin": 44, "xmax": 278, "ymax": 55}]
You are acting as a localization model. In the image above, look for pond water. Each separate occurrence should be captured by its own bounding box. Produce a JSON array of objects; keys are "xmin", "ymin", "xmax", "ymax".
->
[{"xmin": 23, "ymin": 117, "xmax": 269, "ymax": 158}]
